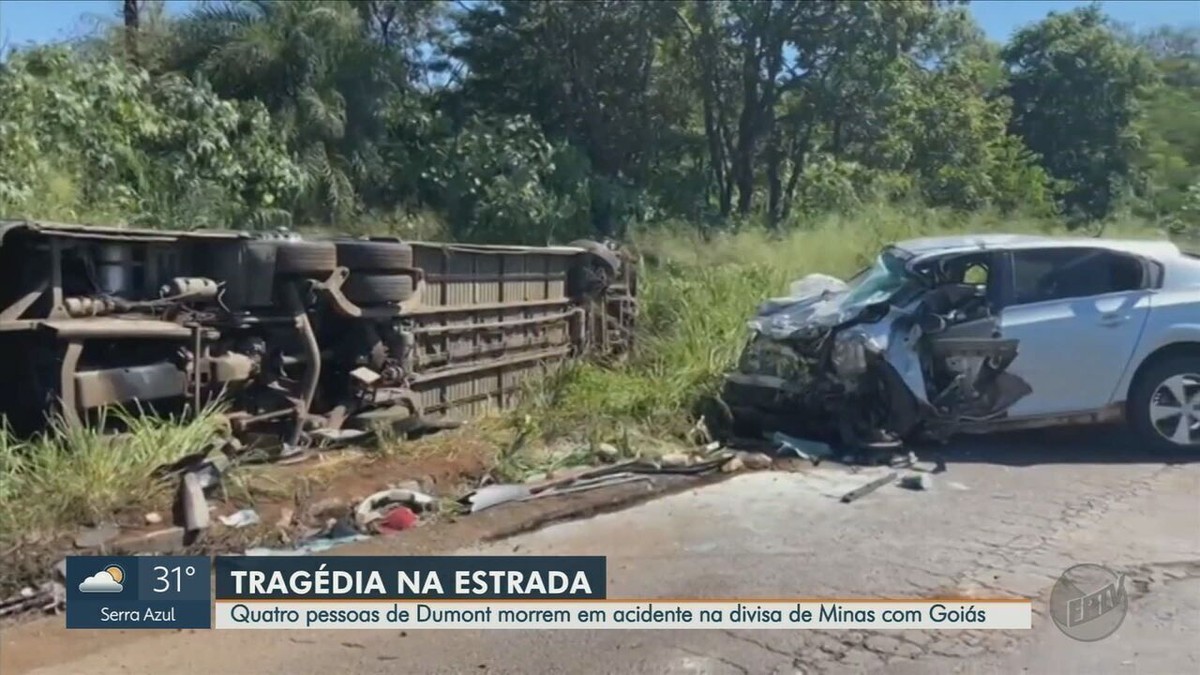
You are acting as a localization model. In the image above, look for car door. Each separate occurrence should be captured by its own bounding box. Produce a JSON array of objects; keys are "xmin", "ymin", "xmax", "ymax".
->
[{"xmin": 998, "ymin": 247, "xmax": 1153, "ymax": 418}]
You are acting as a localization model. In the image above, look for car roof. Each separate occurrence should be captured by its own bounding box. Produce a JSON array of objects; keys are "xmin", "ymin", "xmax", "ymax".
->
[{"xmin": 891, "ymin": 234, "xmax": 1181, "ymax": 262}]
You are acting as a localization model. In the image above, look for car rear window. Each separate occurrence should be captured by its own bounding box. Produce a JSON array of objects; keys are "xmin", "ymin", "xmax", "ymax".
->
[{"xmin": 1011, "ymin": 248, "xmax": 1144, "ymax": 305}]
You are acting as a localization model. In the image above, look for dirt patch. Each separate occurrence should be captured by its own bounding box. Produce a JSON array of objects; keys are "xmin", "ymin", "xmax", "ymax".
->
[
  {"xmin": 0, "ymin": 428, "xmax": 503, "ymax": 599},
  {"xmin": 0, "ymin": 471, "xmax": 722, "ymax": 675}
]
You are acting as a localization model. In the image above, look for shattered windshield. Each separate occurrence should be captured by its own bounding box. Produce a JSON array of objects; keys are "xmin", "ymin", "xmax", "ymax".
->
[{"xmin": 838, "ymin": 250, "xmax": 914, "ymax": 310}]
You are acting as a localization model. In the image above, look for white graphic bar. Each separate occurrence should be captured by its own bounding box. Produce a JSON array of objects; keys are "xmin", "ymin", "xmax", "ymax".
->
[{"xmin": 215, "ymin": 599, "xmax": 1032, "ymax": 630}]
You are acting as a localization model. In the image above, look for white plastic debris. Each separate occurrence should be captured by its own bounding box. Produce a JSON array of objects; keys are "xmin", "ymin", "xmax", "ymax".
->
[{"xmin": 219, "ymin": 509, "xmax": 262, "ymax": 528}]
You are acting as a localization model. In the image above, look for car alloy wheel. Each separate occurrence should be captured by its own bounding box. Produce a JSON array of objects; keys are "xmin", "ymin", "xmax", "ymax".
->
[{"xmin": 1148, "ymin": 373, "xmax": 1200, "ymax": 445}]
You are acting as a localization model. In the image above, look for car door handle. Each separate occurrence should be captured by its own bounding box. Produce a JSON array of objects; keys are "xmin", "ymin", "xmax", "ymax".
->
[{"xmin": 1099, "ymin": 313, "xmax": 1127, "ymax": 326}]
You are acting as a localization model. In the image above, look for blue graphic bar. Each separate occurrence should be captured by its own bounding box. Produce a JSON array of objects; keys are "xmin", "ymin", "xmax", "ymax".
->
[{"xmin": 66, "ymin": 556, "xmax": 212, "ymax": 629}]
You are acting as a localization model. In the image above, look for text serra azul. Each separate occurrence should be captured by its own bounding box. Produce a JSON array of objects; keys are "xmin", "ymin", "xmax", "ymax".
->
[{"xmin": 229, "ymin": 565, "xmax": 593, "ymax": 596}]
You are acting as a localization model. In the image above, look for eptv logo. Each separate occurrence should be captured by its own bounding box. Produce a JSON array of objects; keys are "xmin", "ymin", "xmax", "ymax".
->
[{"xmin": 1050, "ymin": 564, "xmax": 1128, "ymax": 641}]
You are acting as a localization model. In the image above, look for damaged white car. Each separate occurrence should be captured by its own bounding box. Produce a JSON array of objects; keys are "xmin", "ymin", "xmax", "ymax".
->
[{"xmin": 723, "ymin": 234, "xmax": 1200, "ymax": 451}]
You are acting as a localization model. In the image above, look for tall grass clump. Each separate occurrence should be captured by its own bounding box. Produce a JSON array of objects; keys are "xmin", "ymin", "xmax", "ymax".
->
[
  {"xmin": 0, "ymin": 404, "xmax": 228, "ymax": 539},
  {"xmin": 523, "ymin": 202, "xmax": 1167, "ymax": 440}
]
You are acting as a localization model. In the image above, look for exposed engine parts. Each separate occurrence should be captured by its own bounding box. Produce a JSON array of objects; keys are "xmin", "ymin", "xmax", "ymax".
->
[
  {"xmin": 63, "ymin": 295, "xmax": 123, "ymax": 318},
  {"xmin": 160, "ymin": 277, "xmax": 221, "ymax": 302},
  {"xmin": 0, "ymin": 221, "xmax": 637, "ymax": 443},
  {"xmin": 723, "ymin": 247, "xmax": 1032, "ymax": 450}
]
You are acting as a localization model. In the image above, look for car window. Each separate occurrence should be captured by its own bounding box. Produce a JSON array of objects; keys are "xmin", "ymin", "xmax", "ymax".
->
[
  {"xmin": 1011, "ymin": 248, "xmax": 1144, "ymax": 305},
  {"xmin": 913, "ymin": 254, "xmax": 990, "ymax": 286},
  {"xmin": 963, "ymin": 263, "xmax": 988, "ymax": 284}
]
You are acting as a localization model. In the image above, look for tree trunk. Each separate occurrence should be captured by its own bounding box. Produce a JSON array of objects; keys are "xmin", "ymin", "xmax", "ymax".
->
[
  {"xmin": 761, "ymin": 11, "xmax": 785, "ymax": 227},
  {"xmin": 781, "ymin": 125, "xmax": 814, "ymax": 221},
  {"xmin": 733, "ymin": 28, "xmax": 759, "ymax": 216},
  {"xmin": 122, "ymin": 0, "xmax": 140, "ymax": 66},
  {"xmin": 694, "ymin": 1, "xmax": 732, "ymax": 216}
]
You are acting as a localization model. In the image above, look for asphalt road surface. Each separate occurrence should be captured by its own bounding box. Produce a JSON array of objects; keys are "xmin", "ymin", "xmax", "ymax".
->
[{"xmin": 8, "ymin": 426, "xmax": 1200, "ymax": 674}]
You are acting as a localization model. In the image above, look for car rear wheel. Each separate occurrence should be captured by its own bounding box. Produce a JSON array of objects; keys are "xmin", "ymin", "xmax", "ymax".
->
[{"xmin": 1128, "ymin": 355, "xmax": 1200, "ymax": 451}]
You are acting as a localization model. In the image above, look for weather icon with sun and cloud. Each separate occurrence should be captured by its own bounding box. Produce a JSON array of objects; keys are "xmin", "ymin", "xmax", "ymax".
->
[{"xmin": 78, "ymin": 564, "xmax": 125, "ymax": 593}]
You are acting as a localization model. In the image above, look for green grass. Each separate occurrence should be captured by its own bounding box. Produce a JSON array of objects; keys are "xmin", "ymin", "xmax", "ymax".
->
[
  {"xmin": 0, "ymin": 405, "xmax": 228, "ymax": 540},
  {"xmin": 518, "ymin": 203, "xmax": 1168, "ymax": 442}
]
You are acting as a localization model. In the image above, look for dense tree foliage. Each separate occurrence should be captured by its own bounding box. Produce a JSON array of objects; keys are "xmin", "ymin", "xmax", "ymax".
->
[{"xmin": 0, "ymin": 0, "xmax": 1196, "ymax": 240}]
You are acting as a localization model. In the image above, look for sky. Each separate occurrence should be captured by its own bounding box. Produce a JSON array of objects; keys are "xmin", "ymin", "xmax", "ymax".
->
[{"xmin": 0, "ymin": 0, "xmax": 1197, "ymax": 49}]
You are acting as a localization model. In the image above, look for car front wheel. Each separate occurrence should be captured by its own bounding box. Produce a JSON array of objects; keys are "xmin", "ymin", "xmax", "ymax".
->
[{"xmin": 1128, "ymin": 355, "xmax": 1200, "ymax": 451}]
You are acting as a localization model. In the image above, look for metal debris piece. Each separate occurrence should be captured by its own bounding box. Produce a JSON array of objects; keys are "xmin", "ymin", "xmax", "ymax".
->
[
  {"xmin": 350, "ymin": 366, "xmax": 382, "ymax": 387},
  {"xmin": 533, "ymin": 474, "xmax": 650, "ymax": 496},
  {"xmin": 310, "ymin": 427, "xmax": 370, "ymax": 444},
  {"xmin": 276, "ymin": 444, "xmax": 313, "ymax": 464},
  {"xmin": 181, "ymin": 452, "xmax": 231, "ymax": 491},
  {"xmin": 537, "ymin": 472, "xmax": 637, "ymax": 492},
  {"xmin": 898, "ymin": 473, "xmax": 932, "ymax": 491},
  {"xmin": 574, "ymin": 458, "xmax": 643, "ymax": 480},
  {"xmin": 463, "ymin": 484, "xmax": 533, "ymax": 513},
  {"xmin": 840, "ymin": 471, "xmax": 899, "ymax": 503},
  {"xmin": 179, "ymin": 471, "xmax": 209, "ymax": 531},
  {"xmin": 771, "ymin": 432, "xmax": 833, "ymax": 465},
  {"xmin": 219, "ymin": 508, "xmax": 262, "ymax": 528}
]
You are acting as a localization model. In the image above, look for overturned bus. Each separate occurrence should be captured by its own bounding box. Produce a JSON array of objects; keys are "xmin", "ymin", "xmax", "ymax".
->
[{"xmin": 0, "ymin": 221, "xmax": 636, "ymax": 445}]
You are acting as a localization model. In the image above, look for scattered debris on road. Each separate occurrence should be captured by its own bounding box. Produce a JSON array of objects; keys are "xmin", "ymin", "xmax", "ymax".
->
[
  {"xmin": 465, "ymin": 484, "xmax": 534, "ymax": 513},
  {"xmin": 218, "ymin": 509, "xmax": 262, "ymax": 529},
  {"xmin": 898, "ymin": 473, "xmax": 933, "ymax": 491},
  {"xmin": 0, "ymin": 580, "xmax": 64, "ymax": 618},
  {"xmin": 376, "ymin": 507, "xmax": 419, "ymax": 534},
  {"xmin": 840, "ymin": 472, "xmax": 899, "ymax": 503},
  {"xmin": 737, "ymin": 451, "xmax": 774, "ymax": 470},
  {"xmin": 178, "ymin": 471, "xmax": 210, "ymax": 533},
  {"xmin": 0, "ymin": 560, "xmax": 66, "ymax": 618},
  {"xmin": 659, "ymin": 452, "xmax": 692, "ymax": 468},
  {"xmin": 772, "ymin": 431, "xmax": 833, "ymax": 465},
  {"xmin": 354, "ymin": 488, "xmax": 436, "ymax": 531}
]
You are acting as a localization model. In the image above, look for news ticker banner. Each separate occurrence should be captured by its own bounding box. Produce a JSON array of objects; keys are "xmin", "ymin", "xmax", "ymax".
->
[{"xmin": 65, "ymin": 555, "xmax": 1031, "ymax": 631}]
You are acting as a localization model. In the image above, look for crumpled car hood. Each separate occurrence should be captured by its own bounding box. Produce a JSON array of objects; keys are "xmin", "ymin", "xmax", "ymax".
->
[{"xmin": 749, "ymin": 273, "xmax": 858, "ymax": 340}]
